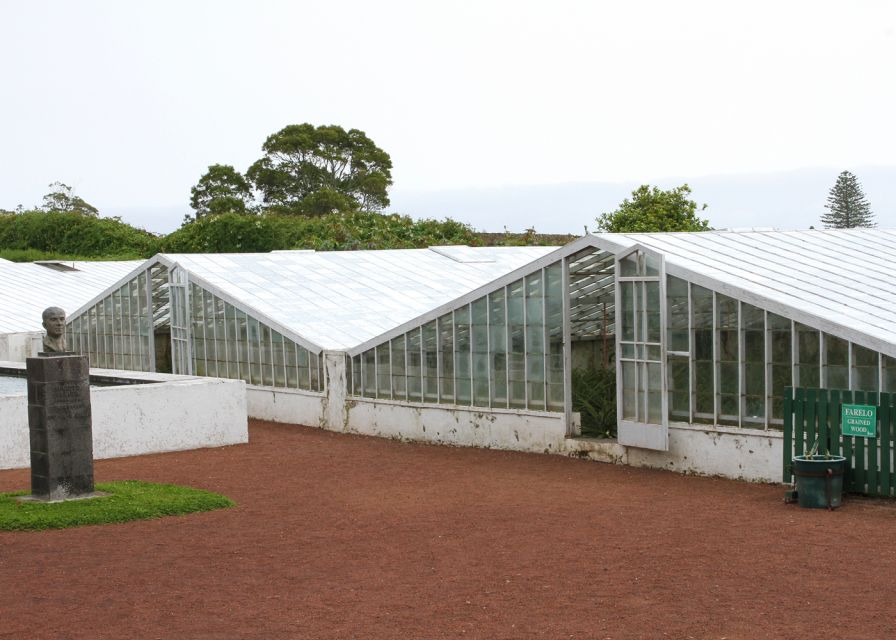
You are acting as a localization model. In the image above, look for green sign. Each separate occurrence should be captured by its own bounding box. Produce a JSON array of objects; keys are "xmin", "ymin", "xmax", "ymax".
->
[{"xmin": 841, "ymin": 404, "xmax": 877, "ymax": 438}]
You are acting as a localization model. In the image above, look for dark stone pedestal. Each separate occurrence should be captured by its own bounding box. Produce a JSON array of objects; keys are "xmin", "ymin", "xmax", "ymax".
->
[{"xmin": 26, "ymin": 355, "xmax": 95, "ymax": 501}]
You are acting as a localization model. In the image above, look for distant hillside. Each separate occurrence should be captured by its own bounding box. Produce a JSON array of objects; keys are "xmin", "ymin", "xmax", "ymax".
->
[{"xmin": 389, "ymin": 166, "xmax": 896, "ymax": 233}]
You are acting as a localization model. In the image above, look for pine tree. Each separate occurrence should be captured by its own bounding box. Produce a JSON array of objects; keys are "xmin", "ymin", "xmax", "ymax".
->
[{"xmin": 821, "ymin": 171, "xmax": 875, "ymax": 228}]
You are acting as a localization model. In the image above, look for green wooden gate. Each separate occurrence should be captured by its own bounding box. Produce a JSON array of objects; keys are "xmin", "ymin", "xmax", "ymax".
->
[{"xmin": 784, "ymin": 387, "xmax": 896, "ymax": 497}]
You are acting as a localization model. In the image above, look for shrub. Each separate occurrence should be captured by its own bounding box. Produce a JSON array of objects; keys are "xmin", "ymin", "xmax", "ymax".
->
[
  {"xmin": 0, "ymin": 211, "xmax": 158, "ymax": 258},
  {"xmin": 572, "ymin": 365, "xmax": 617, "ymax": 438}
]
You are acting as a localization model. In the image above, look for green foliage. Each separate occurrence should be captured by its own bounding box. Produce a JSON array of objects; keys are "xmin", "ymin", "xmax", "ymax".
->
[
  {"xmin": 246, "ymin": 123, "xmax": 393, "ymax": 215},
  {"xmin": 0, "ymin": 481, "xmax": 233, "ymax": 531},
  {"xmin": 0, "ymin": 210, "xmax": 158, "ymax": 258},
  {"xmin": 572, "ymin": 366, "xmax": 617, "ymax": 438},
  {"xmin": 596, "ymin": 184, "xmax": 710, "ymax": 233},
  {"xmin": 821, "ymin": 170, "xmax": 875, "ymax": 228},
  {"xmin": 161, "ymin": 211, "xmax": 477, "ymax": 253},
  {"xmin": 0, "ymin": 248, "xmax": 147, "ymax": 262},
  {"xmin": 189, "ymin": 164, "xmax": 254, "ymax": 219},
  {"xmin": 40, "ymin": 181, "xmax": 99, "ymax": 216},
  {"xmin": 162, "ymin": 212, "xmax": 277, "ymax": 253}
]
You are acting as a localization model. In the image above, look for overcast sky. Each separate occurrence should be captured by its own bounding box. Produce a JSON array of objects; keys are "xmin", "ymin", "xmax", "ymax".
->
[{"xmin": 2, "ymin": 1, "xmax": 895, "ymax": 234}]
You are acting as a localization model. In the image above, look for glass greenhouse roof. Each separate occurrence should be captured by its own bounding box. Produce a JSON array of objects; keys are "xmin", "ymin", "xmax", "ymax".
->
[
  {"xmin": 0, "ymin": 260, "xmax": 141, "ymax": 333},
  {"xmin": 595, "ymin": 228, "xmax": 896, "ymax": 356},
  {"xmin": 155, "ymin": 247, "xmax": 557, "ymax": 351}
]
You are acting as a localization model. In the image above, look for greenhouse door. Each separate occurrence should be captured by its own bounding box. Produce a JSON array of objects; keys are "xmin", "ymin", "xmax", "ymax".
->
[
  {"xmin": 615, "ymin": 246, "xmax": 668, "ymax": 451},
  {"xmin": 168, "ymin": 266, "xmax": 193, "ymax": 375}
]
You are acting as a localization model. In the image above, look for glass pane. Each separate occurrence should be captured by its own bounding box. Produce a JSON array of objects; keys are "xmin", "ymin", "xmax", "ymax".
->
[
  {"xmin": 666, "ymin": 275, "xmax": 689, "ymax": 352},
  {"xmin": 645, "ymin": 280, "xmax": 661, "ymax": 344},
  {"xmin": 646, "ymin": 361, "xmax": 662, "ymax": 424},
  {"xmin": 742, "ymin": 303, "xmax": 764, "ymax": 426},
  {"xmin": 620, "ymin": 282, "xmax": 635, "ymax": 342},
  {"xmin": 489, "ymin": 290, "xmax": 508, "ymax": 408},
  {"xmin": 795, "ymin": 323, "xmax": 819, "ymax": 388},
  {"xmin": 260, "ymin": 323, "xmax": 272, "ymax": 387},
  {"xmin": 716, "ymin": 294, "xmax": 738, "ymax": 426},
  {"xmin": 691, "ymin": 285, "xmax": 713, "ymax": 422},
  {"xmin": 422, "ymin": 321, "xmax": 439, "ymax": 402},
  {"xmin": 236, "ymin": 309, "xmax": 250, "ymax": 384},
  {"xmin": 297, "ymin": 344, "xmax": 310, "ymax": 390},
  {"xmin": 883, "ymin": 355, "xmax": 896, "ymax": 394},
  {"xmin": 644, "ymin": 253, "xmax": 660, "ymax": 277},
  {"xmin": 471, "ymin": 298, "xmax": 489, "ymax": 406},
  {"xmin": 376, "ymin": 343, "xmax": 391, "ymax": 398},
  {"xmin": 824, "ymin": 334, "xmax": 849, "ymax": 389},
  {"xmin": 407, "ymin": 329, "xmax": 422, "ymax": 402},
  {"xmin": 351, "ymin": 354, "xmax": 362, "ymax": 395},
  {"xmin": 454, "ymin": 307, "xmax": 471, "ymax": 405},
  {"xmin": 438, "ymin": 314, "xmax": 454, "ymax": 402},
  {"xmin": 248, "ymin": 316, "xmax": 262, "ymax": 385},
  {"xmin": 271, "ymin": 331, "xmax": 286, "ymax": 387},
  {"xmin": 633, "ymin": 282, "xmax": 645, "ymax": 343},
  {"xmin": 391, "ymin": 336, "xmax": 406, "ymax": 400},
  {"xmin": 668, "ymin": 356, "xmax": 689, "ymax": 422},
  {"xmin": 310, "ymin": 352, "xmax": 321, "ymax": 392},
  {"xmin": 622, "ymin": 361, "xmax": 636, "ymax": 420},
  {"xmin": 851, "ymin": 344, "xmax": 879, "ymax": 391},
  {"xmin": 362, "ymin": 348, "xmax": 376, "ymax": 397},
  {"xmin": 286, "ymin": 340, "xmax": 299, "ymax": 389},
  {"xmin": 620, "ymin": 253, "xmax": 639, "ymax": 277},
  {"xmin": 767, "ymin": 312, "xmax": 791, "ymax": 426},
  {"xmin": 545, "ymin": 264, "xmax": 564, "ymax": 413}
]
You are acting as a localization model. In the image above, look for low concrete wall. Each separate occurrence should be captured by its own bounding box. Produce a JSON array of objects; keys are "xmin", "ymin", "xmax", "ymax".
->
[
  {"xmin": 246, "ymin": 387, "xmax": 326, "ymax": 427},
  {"xmin": 0, "ymin": 364, "xmax": 248, "ymax": 470},
  {"xmin": 0, "ymin": 332, "xmax": 41, "ymax": 362},
  {"xmin": 629, "ymin": 423, "xmax": 783, "ymax": 482},
  {"xmin": 565, "ymin": 423, "xmax": 783, "ymax": 483},
  {"xmin": 345, "ymin": 399, "xmax": 568, "ymax": 453}
]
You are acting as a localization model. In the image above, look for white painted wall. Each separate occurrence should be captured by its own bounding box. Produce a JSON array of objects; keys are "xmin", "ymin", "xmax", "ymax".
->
[
  {"xmin": 565, "ymin": 423, "xmax": 783, "ymax": 483},
  {"xmin": 0, "ymin": 373, "xmax": 248, "ymax": 470},
  {"xmin": 345, "ymin": 399, "xmax": 568, "ymax": 452},
  {"xmin": 246, "ymin": 386, "xmax": 326, "ymax": 427},
  {"xmin": 628, "ymin": 423, "xmax": 783, "ymax": 482},
  {"xmin": 0, "ymin": 332, "xmax": 41, "ymax": 362}
]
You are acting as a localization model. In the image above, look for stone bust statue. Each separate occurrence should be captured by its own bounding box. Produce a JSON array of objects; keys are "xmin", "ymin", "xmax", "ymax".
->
[{"xmin": 41, "ymin": 306, "xmax": 67, "ymax": 353}]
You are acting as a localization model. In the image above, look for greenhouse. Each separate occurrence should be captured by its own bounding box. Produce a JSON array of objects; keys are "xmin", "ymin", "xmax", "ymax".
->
[
  {"xmin": 57, "ymin": 229, "xmax": 896, "ymax": 481},
  {"xmin": 0, "ymin": 258, "xmax": 139, "ymax": 361}
]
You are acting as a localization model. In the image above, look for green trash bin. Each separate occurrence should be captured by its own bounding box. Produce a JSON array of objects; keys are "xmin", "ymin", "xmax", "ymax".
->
[{"xmin": 792, "ymin": 455, "xmax": 847, "ymax": 509}]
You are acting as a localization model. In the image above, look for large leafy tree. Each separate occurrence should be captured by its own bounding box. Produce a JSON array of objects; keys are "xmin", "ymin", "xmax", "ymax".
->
[
  {"xmin": 189, "ymin": 164, "xmax": 254, "ymax": 219},
  {"xmin": 246, "ymin": 124, "xmax": 392, "ymax": 216},
  {"xmin": 595, "ymin": 184, "xmax": 710, "ymax": 233},
  {"xmin": 821, "ymin": 171, "xmax": 875, "ymax": 228},
  {"xmin": 39, "ymin": 182, "xmax": 99, "ymax": 216}
]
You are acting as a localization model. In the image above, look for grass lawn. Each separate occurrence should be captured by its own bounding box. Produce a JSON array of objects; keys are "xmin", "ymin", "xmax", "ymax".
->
[{"xmin": 0, "ymin": 480, "xmax": 234, "ymax": 531}]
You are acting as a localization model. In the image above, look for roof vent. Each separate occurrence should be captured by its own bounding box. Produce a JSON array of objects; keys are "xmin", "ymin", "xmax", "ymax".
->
[
  {"xmin": 428, "ymin": 246, "xmax": 495, "ymax": 263},
  {"xmin": 34, "ymin": 260, "xmax": 80, "ymax": 272}
]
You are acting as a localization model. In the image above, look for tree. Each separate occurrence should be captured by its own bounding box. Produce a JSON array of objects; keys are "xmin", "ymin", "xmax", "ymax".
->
[
  {"xmin": 821, "ymin": 171, "xmax": 875, "ymax": 228},
  {"xmin": 39, "ymin": 182, "xmax": 99, "ymax": 216},
  {"xmin": 246, "ymin": 123, "xmax": 393, "ymax": 216},
  {"xmin": 595, "ymin": 184, "xmax": 710, "ymax": 233},
  {"xmin": 189, "ymin": 164, "xmax": 254, "ymax": 219}
]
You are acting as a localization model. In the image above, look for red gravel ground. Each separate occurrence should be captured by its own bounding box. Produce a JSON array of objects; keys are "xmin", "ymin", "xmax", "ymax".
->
[{"xmin": 2, "ymin": 420, "xmax": 896, "ymax": 640}]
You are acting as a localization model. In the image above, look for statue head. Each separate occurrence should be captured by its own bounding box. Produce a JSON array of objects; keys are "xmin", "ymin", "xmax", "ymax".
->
[{"xmin": 42, "ymin": 306, "xmax": 66, "ymax": 339}]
